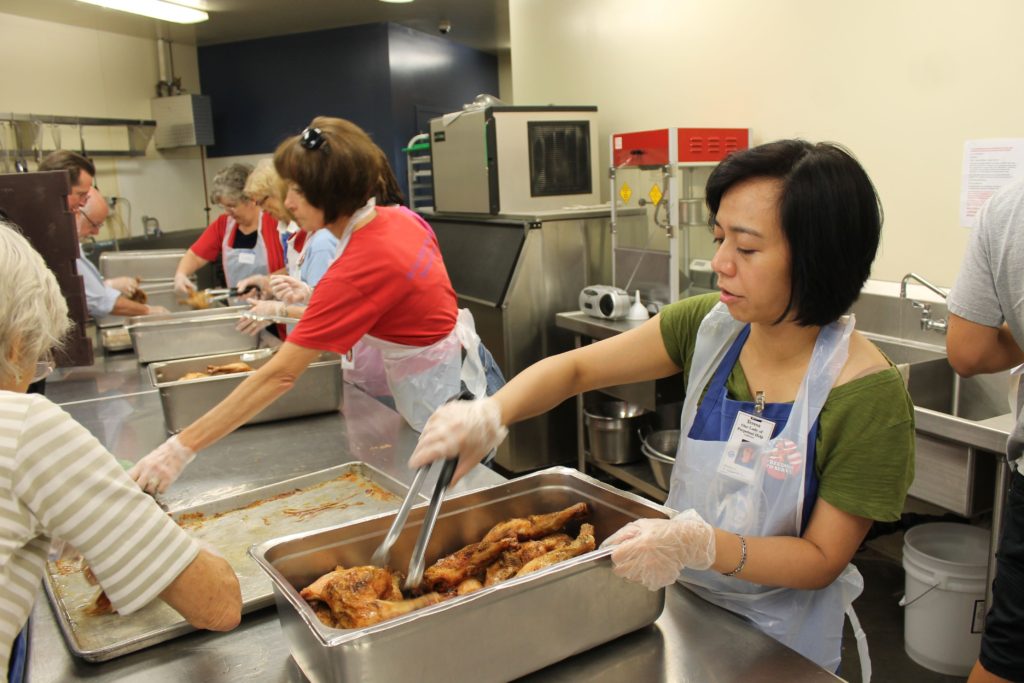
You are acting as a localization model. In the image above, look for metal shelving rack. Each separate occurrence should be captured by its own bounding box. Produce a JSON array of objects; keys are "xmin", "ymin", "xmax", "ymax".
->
[
  {"xmin": 0, "ymin": 112, "xmax": 156, "ymax": 165},
  {"xmin": 403, "ymin": 133, "xmax": 433, "ymax": 211}
]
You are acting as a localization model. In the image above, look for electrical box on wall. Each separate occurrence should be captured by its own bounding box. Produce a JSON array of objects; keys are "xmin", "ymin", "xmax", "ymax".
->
[{"xmin": 151, "ymin": 94, "xmax": 214, "ymax": 148}]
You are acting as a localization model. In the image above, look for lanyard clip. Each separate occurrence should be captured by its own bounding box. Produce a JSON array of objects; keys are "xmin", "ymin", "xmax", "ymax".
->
[{"xmin": 754, "ymin": 391, "xmax": 765, "ymax": 416}]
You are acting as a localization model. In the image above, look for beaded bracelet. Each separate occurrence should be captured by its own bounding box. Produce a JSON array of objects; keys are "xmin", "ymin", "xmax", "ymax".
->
[{"xmin": 723, "ymin": 533, "xmax": 747, "ymax": 577}]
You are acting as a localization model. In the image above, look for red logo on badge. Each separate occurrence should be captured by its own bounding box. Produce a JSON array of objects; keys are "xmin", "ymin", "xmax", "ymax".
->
[{"xmin": 764, "ymin": 439, "xmax": 802, "ymax": 480}]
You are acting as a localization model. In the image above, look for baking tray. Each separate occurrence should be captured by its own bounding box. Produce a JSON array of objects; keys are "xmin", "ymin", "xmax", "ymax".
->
[
  {"xmin": 96, "ymin": 281, "xmax": 209, "ymax": 329},
  {"xmin": 125, "ymin": 306, "xmax": 259, "ymax": 363},
  {"xmin": 43, "ymin": 462, "xmax": 421, "ymax": 662},
  {"xmin": 149, "ymin": 348, "xmax": 343, "ymax": 433},
  {"xmin": 251, "ymin": 466, "xmax": 669, "ymax": 683},
  {"xmin": 99, "ymin": 249, "xmax": 187, "ymax": 281}
]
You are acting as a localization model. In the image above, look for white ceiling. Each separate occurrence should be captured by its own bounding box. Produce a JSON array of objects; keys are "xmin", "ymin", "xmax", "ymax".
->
[{"xmin": 0, "ymin": 0, "xmax": 510, "ymax": 52}]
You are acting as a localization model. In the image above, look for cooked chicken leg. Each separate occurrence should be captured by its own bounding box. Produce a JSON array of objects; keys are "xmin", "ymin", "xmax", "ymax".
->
[
  {"xmin": 300, "ymin": 565, "xmax": 442, "ymax": 628},
  {"xmin": 481, "ymin": 502, "xmax": 589, "ymax": 544},
  {"xmin": 516, "ymin": 523, "xmax": 596, "ymax": 577},
  {"xmin": 421, "ymin": 535, "xmax": 517, "ymax": 592},
  {"xmin": 484, "ymin": 533, "xmax": 571, "ymax": 586}
]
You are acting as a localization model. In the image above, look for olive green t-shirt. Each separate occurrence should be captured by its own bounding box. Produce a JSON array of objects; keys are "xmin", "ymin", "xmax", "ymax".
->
[{"xmin": 659, "ymin": 292, "xmax": 915, "ymax": 523}]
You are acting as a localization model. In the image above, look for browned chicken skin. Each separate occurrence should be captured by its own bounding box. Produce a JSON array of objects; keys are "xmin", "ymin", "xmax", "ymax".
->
[
  {"xmin": 481, "ymin": 502, "xmax": 589, "ymax": 544},
  {"xmin": 517, "ymin": 524, "xmax": 596, "ymax": 577},
  {"xmin": 484, "ymin": 534, "xmax": 571, "ymax": 586},
  {"xmin": 421, "ymin": 535, "xmax": 517, "ymax": 592},
  {"xmin": 300, "ymin": 565, "xmax": 443, "ymax": 629},
  {"xmin": 299, "ymin": 503, "xmax": 595, "ymax": 628}
]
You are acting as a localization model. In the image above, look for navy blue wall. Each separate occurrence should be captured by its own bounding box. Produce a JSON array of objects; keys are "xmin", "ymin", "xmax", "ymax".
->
[
  {"xmin": 198, "ymin": 24, "xmax": 393, "ymax": 157},
  {"xmin": 197, "ymin": 22, "xmax": 498, "ymax": 199}
]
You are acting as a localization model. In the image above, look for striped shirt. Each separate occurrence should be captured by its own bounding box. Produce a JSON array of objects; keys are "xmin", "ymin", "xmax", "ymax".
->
[{"xmin": 0, "ymin": 391, "xmax": 199, "ymax": 671}]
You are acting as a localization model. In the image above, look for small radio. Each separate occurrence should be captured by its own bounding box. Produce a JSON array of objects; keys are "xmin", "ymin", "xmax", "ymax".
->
[{"xmin": 579, "ymin": 285, "xmax": 631, "ymax": 320}]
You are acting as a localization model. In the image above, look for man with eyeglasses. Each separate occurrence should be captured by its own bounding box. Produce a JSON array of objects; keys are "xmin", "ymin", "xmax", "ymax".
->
[{"xmin": 75, "ymin": 189, "xmax": 169, "ymax": 319}]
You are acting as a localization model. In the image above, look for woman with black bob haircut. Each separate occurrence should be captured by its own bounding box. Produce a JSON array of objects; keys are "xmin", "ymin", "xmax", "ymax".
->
[
  {"xmin": 409, "ymin": 139, "xmax": 914, "ymax": 673},
  {"xmin": 131, "ymin": 116, "xmax": 504, "ymax": 495},
  {"xmin": 705, "ymin": 139, "xmax": 883, "ymax": 326}
]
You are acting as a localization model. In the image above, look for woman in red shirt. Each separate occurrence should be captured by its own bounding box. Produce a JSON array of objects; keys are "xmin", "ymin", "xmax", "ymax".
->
[
  {"xmin": 132, "ymin": 117, "xmax": 501, "ymax": 493},
  {"xmin": 172, "ymin": 162, "xmax": 284, "ymax": 293}
]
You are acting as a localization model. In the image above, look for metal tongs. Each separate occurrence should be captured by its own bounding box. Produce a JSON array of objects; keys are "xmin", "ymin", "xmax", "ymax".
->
[
  {"xmin": 371, "ymin": 389, "xmax": 470, "ymax": 591},
  {"xmin": 206, "ymin": 284, "xmax": 260, "ymax": 302}
]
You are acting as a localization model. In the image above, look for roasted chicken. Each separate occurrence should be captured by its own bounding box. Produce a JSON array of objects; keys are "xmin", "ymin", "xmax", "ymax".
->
[
  {"xmin": 178, "ymin": 362, "xmax": 253, "ymax": 382},
  {"xmin": 517, "ymin": 524, "xmax": 595, "ymax": 577},
  {"xmin": 299, "ymin": 502, "xmax": 596, "ymax": 629},
  {"xmin": 421, "ymin": 535, "xmax": 517, "ymax": 593},
  {"xmin": 481, "ymin": 502, "xmax": 589, "ymax": 543},
  {"xmin": 484, "ymin": 533, "xmax": 571, "ymax": 586},
  {"xmin": 300, "ymin": 565, "xmax": 443, "ymax": 629}
]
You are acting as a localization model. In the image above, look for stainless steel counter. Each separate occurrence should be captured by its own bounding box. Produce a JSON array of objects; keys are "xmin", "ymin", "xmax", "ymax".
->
[{"xmin": 26, "ymin": 345, "xmax": 840, "ymax": 682}]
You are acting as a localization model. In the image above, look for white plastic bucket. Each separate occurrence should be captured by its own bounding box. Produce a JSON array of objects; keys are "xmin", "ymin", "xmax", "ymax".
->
[{"xmin": 900, "ymin": 522, "xmax": 990, "ymax": 676}]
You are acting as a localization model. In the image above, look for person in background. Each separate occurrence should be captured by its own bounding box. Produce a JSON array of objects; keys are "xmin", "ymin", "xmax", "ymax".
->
[
  {"xmin": 235, "ymin": 159, "xmax": 337, "ymax": 335},
  {"xmin": 36, "ymin": 152, "xmax": 163, "ymax": 319},
  {"xmin": 946, "ymin": 178, "xmax": 1024, "ymax": 683},
  {"xmin": 409, "ymin": 140, "xmax": 915, "ymax": 672},
  {"xmin": 76, "ymin": 189, "xmax": 169, "ymax": 318},
  {"xmin": 131, "ymin": 117, "xmax": 504, "ymax": 494},
  {"xmin": 172, "ymin": 163, "xmax": 284, "ymax": 294},
  {"xmin": 0, "ymin": 222, "xmax": 242, "ymax": 675}
]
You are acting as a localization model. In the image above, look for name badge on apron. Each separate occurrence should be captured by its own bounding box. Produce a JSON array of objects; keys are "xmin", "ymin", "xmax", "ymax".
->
[
  {"xmin": 719, "ymin": 410, "xmax": 776, "ymax": 483},
  {"xmin": 237, "ymin": 252, "xmax": 256, "ymax": 265},
  {"xmin": 340, "ymin": 349, "xmax": 355, "ymax": 370}
]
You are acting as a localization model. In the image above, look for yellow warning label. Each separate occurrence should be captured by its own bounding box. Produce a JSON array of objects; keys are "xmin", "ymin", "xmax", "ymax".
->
[
  {"xmin": 619, "ymin": 183, "xmax": 632, "ymax": 204},
  {"xmin": 648, "ymin": 184, "xmax": 663, "ymax": 205}
]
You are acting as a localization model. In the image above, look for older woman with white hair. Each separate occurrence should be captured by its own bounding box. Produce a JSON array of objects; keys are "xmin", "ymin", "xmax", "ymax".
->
[
  {"xmin": 172, "ymin": 162, "xmax": 284, "ymax": 294},
  {"xmin": 0, "ymin": 222, "xmax": 242, "ymax": 675}
]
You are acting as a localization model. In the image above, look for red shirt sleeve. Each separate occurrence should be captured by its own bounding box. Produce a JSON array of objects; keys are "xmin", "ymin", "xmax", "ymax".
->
[{"xmin": 189, "ymin": 214, "xmax": 229, "ymax": 262}]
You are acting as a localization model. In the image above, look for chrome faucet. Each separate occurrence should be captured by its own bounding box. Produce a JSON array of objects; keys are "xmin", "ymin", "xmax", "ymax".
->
[{"xmin": 899, "ymin": 272, "xmax": 948, "ymax": 334}]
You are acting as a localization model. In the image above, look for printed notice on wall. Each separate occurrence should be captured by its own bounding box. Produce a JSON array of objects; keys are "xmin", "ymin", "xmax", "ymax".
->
[{"xmin": 960, "ymin": 139, "xmax": 1024, "ymax": 228}]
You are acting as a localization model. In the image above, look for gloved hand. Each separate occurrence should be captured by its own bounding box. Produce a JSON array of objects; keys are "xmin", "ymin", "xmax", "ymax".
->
[
  {"xmin": 173, "ymin": 272, "xmax": 196, "ymax": 295},
  {"xmin": 236, "ymin": 300, "xmax": 286, "ymax": 336},
  {"xmin": 235, "ymin": 274, "xmax": 270, "ymax": 300},
  {"xmin": 105, "ymin": 276, "xmax": 139, "ymax": 296},
  {"xmin": 129, "ymin": 435, "xmax": 196, "ymax": 494},
  {"xmin": 600, "ymin": 509, "xmax": 717, "ymax": 590},
  {"xmin": 269, "ymin": 274, "xmax": 312, "ymax": 304},
  {"xmin": 145, "ymin": 304, "xmax": 170, "ymax": 315},
  {"xmin": 407, "ymin": 398, "xmax": 508, "ymax": 485}
]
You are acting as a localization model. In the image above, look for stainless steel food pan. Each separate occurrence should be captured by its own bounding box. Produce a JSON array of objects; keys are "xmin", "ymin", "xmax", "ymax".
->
[
  {"xmin": 96, "ymin": 281, "xmax": 209, "ymax": 328},
  {"xmin": 99, "ymin": 248, "xmax": 186, "ymax": 281},
  {"xmin": 44, "ymin": 462, "xmax": 421, "ymax": 662},
  {"xmin": 149, "ymin": 348, "xmax": 342, "ymax": 432},
  {"xmin": 250, "ymin": 466, "xmax": 669, "ymax": 683},
  {"xmin": 125, "ymin": 306, "xmax": 258, "ymax": 363}
]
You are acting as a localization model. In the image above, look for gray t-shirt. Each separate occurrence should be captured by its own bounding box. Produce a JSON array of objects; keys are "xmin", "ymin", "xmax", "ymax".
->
[{"xmin": 947, "ymin": 177, "xmax": 1024, "ymax": 472}]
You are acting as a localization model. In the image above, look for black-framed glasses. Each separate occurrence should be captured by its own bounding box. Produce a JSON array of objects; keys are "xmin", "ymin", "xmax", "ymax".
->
[
  {"xmin": 300, "ymin": 126, "xmax": 327, "ymax": 151},
  {"xmin": 79, "ymin": 209, "xmax": 103, "ymax": 230}
]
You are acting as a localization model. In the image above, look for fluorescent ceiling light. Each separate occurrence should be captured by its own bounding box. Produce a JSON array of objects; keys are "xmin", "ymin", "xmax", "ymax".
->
[
  {"xmin": 379, "ymin": 0, "xmax": 415, "ymax": 4},
  {"xmin": 77, "ymin": 0, "xmax": 209, "ymax": 24}
]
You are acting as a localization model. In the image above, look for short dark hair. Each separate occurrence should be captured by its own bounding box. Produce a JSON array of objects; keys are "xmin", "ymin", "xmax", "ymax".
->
[
  {"xmin": 38, "ymin": 150, "xmax": 95, "ymax": 185},
  {"xmin": 705, "ymin": 140, "xmax": 883, "ymax": 327},
  {"xmin": 274, "ymin": 117, "xmax": 384, "ymax": 225}
]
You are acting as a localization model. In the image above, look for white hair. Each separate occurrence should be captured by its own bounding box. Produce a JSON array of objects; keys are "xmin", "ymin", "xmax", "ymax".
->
[{"xmin": 0, "ymin": 221, "xmax": 71, "ymax": 383}]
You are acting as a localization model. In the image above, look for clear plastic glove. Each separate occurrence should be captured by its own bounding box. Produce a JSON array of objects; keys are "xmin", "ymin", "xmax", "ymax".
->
[
  {"xmin": 145, "ymin": 304, "xmax": 170, "ymax": 315},
  {"xmin": 235, "ymin": 274, "xmax": 270, "ymax": 300},
  {"xmin": 407, "ymin": 398, "xmax": 507, "ymax": 485},
  {"xmin": 269, "ymin": 274, "xmax": 312, "ymax": 304},
  {"xmin": 173, "ymin": 272, "xmax": 196, "ymax": 295},
  {"xmin": 105, "ymin": 276, "xmax": 139, "ymax": 296},
  {"xmin": 129, "ymin": 435, "xmax": 196, "ymax": 494},
  {"xmin": 600, "ymin": 509, "xmax": 716, "ymax": 590},
  {"xmin": 236, "ymin": 300, "xmax": 285, "ymax": 336}
]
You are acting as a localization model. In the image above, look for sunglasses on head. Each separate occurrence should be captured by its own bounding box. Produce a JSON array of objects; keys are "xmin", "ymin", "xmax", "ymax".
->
[{"xmin": 300, "ymin": 126, "xmax": 327, "ymax": 151}]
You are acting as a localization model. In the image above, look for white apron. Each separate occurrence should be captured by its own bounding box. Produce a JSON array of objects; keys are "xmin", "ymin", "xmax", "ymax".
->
[
  {"xmin": 668, "ymin": 302, "xmax": 868, "ymax": 674},
  {"xmin": 333, "ymin": 200, "xmax": 487, "ymax": 431},
  {"xmin": 283, "ymin": 221, "xmax": 304, "ymax": 279},
  {"xmin": 221, "ymin": 212, "xmax": 270, "ymax": 288}
]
